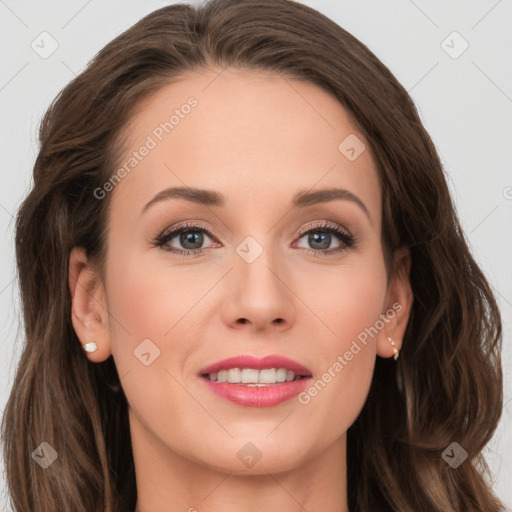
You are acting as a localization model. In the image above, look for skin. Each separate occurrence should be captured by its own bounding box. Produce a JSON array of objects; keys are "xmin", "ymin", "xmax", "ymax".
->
[{"xmin": 69, "ymin": 67, "xmax": 413, "ymax": 512}]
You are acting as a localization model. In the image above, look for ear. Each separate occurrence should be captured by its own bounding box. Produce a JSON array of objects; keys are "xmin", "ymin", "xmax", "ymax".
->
[
  {"xmin": 376, "ymin": 246, "xmax": 414, "ymax": 359},
  {"xmin": 69, "ymin": 247, "xmax": 111, "ymax": 362}
]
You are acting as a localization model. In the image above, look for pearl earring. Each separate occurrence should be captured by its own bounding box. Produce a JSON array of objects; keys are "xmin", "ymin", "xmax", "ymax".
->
[
  {"xmin": 83, "ymin": 341, "xmax": 98, "ymax": 353},
  {"xmin": 386, "ymin": 337, "xmax": 400, "ymax": 361}
]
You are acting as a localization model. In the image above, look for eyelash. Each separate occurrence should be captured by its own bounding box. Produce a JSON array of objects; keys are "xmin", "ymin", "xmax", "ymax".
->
[{"xmin": 152, "ymin": 221, "xmax": 357, "ymax": 258}]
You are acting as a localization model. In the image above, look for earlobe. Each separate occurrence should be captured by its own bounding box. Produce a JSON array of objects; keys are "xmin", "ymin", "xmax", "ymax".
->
[{"xmin": 69, "ymin": 247, "xmax": 111, "ymax": 362}]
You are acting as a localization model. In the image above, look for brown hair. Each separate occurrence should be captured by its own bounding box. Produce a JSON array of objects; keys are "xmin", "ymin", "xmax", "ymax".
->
[{"xmin": 2, "ymin": 0, "xmax": 503, "ymax": 510}]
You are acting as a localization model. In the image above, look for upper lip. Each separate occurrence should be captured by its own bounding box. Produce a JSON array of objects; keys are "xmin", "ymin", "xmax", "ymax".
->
[{"xmin": 199, "ymin": 355, "xmax": 312, "ymax": 377}]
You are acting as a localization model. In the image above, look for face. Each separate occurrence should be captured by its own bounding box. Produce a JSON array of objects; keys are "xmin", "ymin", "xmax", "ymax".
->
[{"xmin": 71, "ymin": 67, "xmax": 411, "ymax": 478}]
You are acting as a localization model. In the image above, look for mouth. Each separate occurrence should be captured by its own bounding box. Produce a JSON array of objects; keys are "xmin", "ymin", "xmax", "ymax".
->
[
  {"xmin": 200, "ymin": 368, "xmax": 309, "ymax": 386},
  {"xmin": 197, "ymin": 355, "xmax": 312, "ymax": 407},
  {"xmin": 198, "ymin": 354, "xmax": 312, "ymax": 384}
]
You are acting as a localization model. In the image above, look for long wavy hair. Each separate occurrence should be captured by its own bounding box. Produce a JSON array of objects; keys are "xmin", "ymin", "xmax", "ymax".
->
[{"xmin": 1, "ymin": 0, "xmax": 504, "ymax": 510}]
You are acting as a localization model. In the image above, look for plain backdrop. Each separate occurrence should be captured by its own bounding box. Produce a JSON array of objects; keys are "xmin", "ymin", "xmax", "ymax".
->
[{"xmin": 1, "ymin": 0, "xmax": 511, "ymax": 509}]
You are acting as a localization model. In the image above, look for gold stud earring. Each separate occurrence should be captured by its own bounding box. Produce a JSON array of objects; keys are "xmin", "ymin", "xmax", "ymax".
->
[{"xmin": 83, "ymin": 341, "xmax": 98, "ymax": 353}]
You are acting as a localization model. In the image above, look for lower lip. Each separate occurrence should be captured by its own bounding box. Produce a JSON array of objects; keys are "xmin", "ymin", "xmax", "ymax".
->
[{"xmin": 200, "ymin": 376, "xmax": 312, "ymax": 407}]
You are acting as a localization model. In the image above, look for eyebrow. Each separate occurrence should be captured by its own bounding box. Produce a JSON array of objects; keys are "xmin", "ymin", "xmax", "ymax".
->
[{"xmin": 141, "ymin": 186, "xmax": 372, "ymax": 224}]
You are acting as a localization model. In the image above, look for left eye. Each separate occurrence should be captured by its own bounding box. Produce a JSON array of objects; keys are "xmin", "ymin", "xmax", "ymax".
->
[{"xmin": 294, "ymin": 227, "xmax": 350, "ymax": 251}]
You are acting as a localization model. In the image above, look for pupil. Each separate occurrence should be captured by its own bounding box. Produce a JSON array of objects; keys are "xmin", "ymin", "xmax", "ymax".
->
[
  {"xmin": 309, "ymin": 231, "xmax": 330, "ymax": 250},
  {"xmin": 181, "ymin": 230, "xmax": 203, "ymax": 249}
]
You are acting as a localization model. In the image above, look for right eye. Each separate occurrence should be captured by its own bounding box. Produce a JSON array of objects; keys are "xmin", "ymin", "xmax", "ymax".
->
[{"xmin": 153, "ymin": 222, "xmax": 220, "ymax": 256}]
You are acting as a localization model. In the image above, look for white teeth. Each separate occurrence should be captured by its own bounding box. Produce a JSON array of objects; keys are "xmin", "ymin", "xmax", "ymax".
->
[
  {"xmin": 207, "ymin": 368, "xmax": 301, "ymax": 384},
  {"xmin": 227, "ymin": 368, "xmax": 241, "ymax": 383},
  {"xmin": 276, "ymin": 368, "xmax": 287, "ymax": 382},
  {"xmin": 258, "ymin": 368, "xmax": 277, "ymax": 383},
  {"xmin": 242, "ymin": 368, "xmax": 259, "ymax": 384}
]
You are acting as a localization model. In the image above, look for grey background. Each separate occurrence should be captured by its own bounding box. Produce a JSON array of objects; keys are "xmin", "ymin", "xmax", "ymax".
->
[{"xmin": 1, "ymin": 0, "xmax": 511, "ymax": 509}]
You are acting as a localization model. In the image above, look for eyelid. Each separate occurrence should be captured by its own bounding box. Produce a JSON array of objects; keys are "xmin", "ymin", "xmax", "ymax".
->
[
  {"xmin": 157, "ymin": 220, "xmax": 215, "ymax": 237},
  {"xmin": 295, "ymin": 219, "xmax": 351, "ymax": 238}
]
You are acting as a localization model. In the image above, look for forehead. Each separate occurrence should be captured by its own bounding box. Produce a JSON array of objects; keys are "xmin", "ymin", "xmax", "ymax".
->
[{"xmin": 110, "ymin": 67, "xmax": 380, "ymax": 220}]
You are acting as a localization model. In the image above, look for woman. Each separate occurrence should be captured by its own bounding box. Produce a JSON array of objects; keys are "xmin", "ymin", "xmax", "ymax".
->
[{"xmin": 1, "ymin": 0, "xmax": 504, "ymax": 510}]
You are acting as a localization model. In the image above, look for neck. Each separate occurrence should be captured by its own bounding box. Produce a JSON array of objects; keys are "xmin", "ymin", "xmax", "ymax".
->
[{"xmin": 130, "ymin": 410, "xmax": 349, "ymax": 512}]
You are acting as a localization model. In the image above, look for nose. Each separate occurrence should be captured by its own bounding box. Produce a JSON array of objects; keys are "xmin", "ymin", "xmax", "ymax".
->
[{"xmin": 220, "ymin": 248, "xmax": 296, "ymax": 334}]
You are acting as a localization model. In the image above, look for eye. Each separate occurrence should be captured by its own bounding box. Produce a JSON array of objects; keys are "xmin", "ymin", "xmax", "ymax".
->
[
  {"xmin": 153, "ymin": 222, "xmax": 219, "ymax": 257},
  {"xmin": 293, "ymin": 221, "xmax": 356, "ymax": 257}
]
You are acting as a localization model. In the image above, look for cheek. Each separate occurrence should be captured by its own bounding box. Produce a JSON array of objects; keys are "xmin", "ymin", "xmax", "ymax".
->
[
  {"xmin": 102, "ymin": 256, "xmax": 205, "ymax": 440},
  {"xmin": 105, "ymin": 254, "xmax": 192, "ymax": 345},
  {"xmin": 293, "ymin": 260, "xmax": 386, "ymax": 437},
  {"xmin": 296, "ymin": 251, "xmax": 387, "ymax": 345},
  {"xmin": 102, "ymin": 252, "xmax": 193, "ymax": 398}
]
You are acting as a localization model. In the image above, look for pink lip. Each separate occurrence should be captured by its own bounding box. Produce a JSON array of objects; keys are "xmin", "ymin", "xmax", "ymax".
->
[
  {"xmin": 198, "ymin": 355, "xmax": 312, "ymax": 376},
  {"xmin": 200, "ymin": 377, "xmax": 312, "ymax": 407}
]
